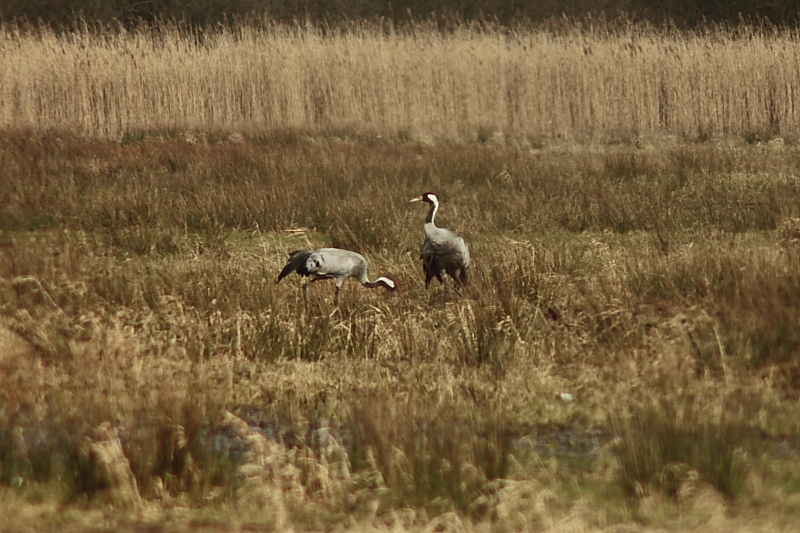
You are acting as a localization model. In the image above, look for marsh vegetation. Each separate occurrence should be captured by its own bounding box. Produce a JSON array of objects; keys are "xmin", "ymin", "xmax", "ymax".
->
[
  {"xmin": 1, "ymin": 19, "xmax": 800, "ymax": 533},
  {"xmin": 2, "ymin": 20, "xmax": 800, "ymax": 141}
]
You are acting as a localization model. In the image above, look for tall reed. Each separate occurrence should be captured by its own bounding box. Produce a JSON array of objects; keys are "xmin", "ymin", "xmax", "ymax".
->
[{"xmin": 1, "ymin": 21, "xmax": 799, "ymax": 140}]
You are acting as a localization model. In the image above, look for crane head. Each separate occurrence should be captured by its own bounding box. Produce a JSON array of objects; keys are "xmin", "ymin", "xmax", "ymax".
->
[
  {"xmin": 409, "ymin": 192, "xmax": 438, "ymax": 205},
  {"xmin": 376, "ymin": 277, "xmax": 396, "ymax": 291}
]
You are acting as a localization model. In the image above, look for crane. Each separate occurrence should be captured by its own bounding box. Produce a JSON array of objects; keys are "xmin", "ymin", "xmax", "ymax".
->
[
  {"xmin": 277, "ymin": 248, "xmax": 396, "ymax": 305},
  {"xmin": 410, "ymin": 192, "xmax": 470, "ymax": 287}
]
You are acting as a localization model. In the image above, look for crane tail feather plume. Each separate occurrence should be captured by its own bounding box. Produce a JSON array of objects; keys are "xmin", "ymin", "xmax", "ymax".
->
[{"xmin": 276, "ymin": 250, "xmax": 312, "ymax": 282}]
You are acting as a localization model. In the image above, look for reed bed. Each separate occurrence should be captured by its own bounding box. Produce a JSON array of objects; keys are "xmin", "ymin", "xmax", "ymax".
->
[{"xmin": 1, "ymin": 21, "xmax": 800, "ymax": 140}]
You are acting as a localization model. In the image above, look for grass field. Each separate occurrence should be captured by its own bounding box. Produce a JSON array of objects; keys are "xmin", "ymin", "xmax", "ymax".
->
[
  {"xmin": 2, "ymin": 132, "xmax": 800, "ymax": 531},
  {"xmin": 1, "ymin": 19, "xmax": 800, "ymax": 533}
]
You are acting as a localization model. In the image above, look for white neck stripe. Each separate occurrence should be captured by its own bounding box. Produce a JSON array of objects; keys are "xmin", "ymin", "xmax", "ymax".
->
[{"xmin": 427, "ymin": 195, "xmax": 439, "ymax": 226}]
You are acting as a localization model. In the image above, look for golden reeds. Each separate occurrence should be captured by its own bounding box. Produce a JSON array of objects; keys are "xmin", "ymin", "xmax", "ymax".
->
[{"xmin": 1, "ymin": 22, "xmax": 799, "ymax": 140}]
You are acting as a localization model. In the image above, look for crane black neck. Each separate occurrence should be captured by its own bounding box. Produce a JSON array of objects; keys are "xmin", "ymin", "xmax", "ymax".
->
[{"xmin": 425, "ymin": 198, "xmax": 439, "ymax": 225}]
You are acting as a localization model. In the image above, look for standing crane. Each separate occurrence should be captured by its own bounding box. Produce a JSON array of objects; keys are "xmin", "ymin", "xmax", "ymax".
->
[
  {"xmin": 410, "ymin": 192, "xmax": 470, "ymax": 287},
  {"xmin": 277, "ymin": 248, "xmax": 396, "ymax": 305}
]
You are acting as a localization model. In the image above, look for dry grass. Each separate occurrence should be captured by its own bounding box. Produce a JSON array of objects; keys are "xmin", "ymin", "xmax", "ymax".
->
[
  {"xmin": 1, "ymin": 21, "xmax": 799, "ymax": 141},
  {"xmin": 1, "ymin": 21, "xmax": 800, "ymax": 530},
  {"xmin": 0, "ymin": 132, "xmax": 800, "ymax": 531}
]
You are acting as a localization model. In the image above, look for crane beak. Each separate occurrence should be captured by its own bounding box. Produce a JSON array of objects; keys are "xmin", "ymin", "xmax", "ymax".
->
[{"xmin": 409, "ymin": 196, "xmax": 423, "ymax": 203}]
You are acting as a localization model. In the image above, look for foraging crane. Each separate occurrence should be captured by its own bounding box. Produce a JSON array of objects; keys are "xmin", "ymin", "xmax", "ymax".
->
[
  {"xmin": 276, "ymin": 248, "xmax": 396, "ymax": 305},
  {"xmin": 410, "ymin": 192, "xmax": 470, "ymax": 287}
]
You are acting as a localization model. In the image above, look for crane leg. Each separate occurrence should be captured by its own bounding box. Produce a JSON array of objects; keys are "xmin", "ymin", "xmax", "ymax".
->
[{"xmin": 334, "ymin": 286, "xmax": 340, "ymax": 306}]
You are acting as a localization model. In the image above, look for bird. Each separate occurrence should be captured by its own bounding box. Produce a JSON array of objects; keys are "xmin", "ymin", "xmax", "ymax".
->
[
  {"xmin": 410, "ymin": 192, "xmax": 470, "ymax": 288},
  {"xmin": 276, "ymin": 248, "xmax": 396, "ymax": 305}
]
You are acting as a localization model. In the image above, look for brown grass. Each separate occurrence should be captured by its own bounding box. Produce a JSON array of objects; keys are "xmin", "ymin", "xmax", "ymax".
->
[
  {"xmin": 1, "ymin": 132, "xmax": 800, "ymax": 531},
  {"xmin": 1, "ymin": 21, "xmax": 799, "ymax": 141},
  {"xmin": 1, "ymin": 20, "xmax": 800, "ymax": 531}
]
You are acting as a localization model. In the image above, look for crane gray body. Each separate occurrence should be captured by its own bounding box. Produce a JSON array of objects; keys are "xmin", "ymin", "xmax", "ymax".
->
[
  {"xmin": 410, "ymin": 193, "xmax": 470, "ymax": 287},
  {"xmin": 277, "ymin": 248, "xmax": 396, "ymax": 304}
]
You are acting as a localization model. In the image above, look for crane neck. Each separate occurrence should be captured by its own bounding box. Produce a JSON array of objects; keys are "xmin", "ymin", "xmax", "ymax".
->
[{"xmin": 425, "ymin": 200, "xmax": 439, "ymax": 227}]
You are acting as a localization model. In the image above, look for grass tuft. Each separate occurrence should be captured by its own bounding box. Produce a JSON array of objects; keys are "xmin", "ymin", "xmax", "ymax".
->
[{"xmin": 613, "ymin": 398, "xmax": 746, "ymax": 498}]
